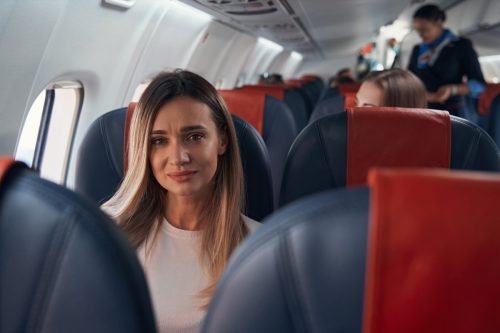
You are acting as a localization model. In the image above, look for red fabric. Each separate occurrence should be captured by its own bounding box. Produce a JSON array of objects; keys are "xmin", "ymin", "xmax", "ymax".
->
[
  {"xmin": 123, "ymin": 102, "xmax": 136, "ymax": 174},
  {"xmin": 241, "ymin": 85, "xmax": 285, "ymax": 101},
  {"xmin": 0, "ymin": 156, "xmax": 16, "ymax": 185},
  {"xmin": 219, "ymin": 89, "xmax": 266, "ymax": 134},
  {"xmin": 338, "ymin": 83, "xmax": 361, "ymax": 108},
  {"xmin": 346, "ymin": 107, "xmax": 451, "ymax": 186},
  {"xmin": 478, "ymin": 83, "xmax": 500, "ymax": 115},
  {"xmin": 0, "ymin": 156, "xmax": 26, "ymax": 185},
  {"xmin": 338, "ymin": 83, "xmax": 361, "ymax": 95},
  {"xmin": 364, "ymin": 168, "xmax": 500, "ymax": 333},
  {"xmin": 343, "ymin": 92, "xmax": 357, "ymax": 108},
  {"xmin": 285, "ymin": 79, "xmax": 304, "ymax": 88},
  {"xmin": 300, "ymin": 75, "xmax": 319, "ymax": 81}
]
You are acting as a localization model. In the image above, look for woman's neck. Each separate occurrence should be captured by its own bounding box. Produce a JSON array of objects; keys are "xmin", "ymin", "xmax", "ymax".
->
[{"xmin": 165, "ymin": 194, "xmax": 208, "ymax": 231}]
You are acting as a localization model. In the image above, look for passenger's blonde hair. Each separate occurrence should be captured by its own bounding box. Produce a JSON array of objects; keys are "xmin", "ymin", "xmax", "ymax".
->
[
  {"xmin": 364, "ymin": 69, "xmax": 427, "ymax": 108},
  {"xmin": 102, "ymin": 70, "xmax": 248, "ymax": 306}
]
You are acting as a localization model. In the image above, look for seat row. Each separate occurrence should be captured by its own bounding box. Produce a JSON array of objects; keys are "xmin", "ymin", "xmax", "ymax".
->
[
  {"xmin": 2, "ymin": 158, "xmax": 499, "ymax": 332},
  {"xmin": 75, "ymin": 103, "xmax": 500, "ymax": 222}
]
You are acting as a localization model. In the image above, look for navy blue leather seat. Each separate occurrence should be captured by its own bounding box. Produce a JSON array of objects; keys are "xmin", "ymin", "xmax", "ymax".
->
[
  {"xmin": 75, "ymin": 107, "xmax": 274, "ymax": 220},
  {"xmin": 487, "ymin": 95, "xmax": 500, "ymax": 148},
  {"xmin": 280, "ymin": 109, "xmax": 500, "ymax": 206},
  {"xmin": 202, "ymin": 169, "xmax": 500, "ymax": 333},
  {"xmin": 261, "ymin": 96, "xmax": 298, "ymax": 203},
  {"xmin": 203, "ymin": 186, "xmax": 370, "ymax": 333},
  {"xmin": 0, "ymin": 160, "xmax": 156, "ymax": 333},
  {"xmin": 308, "ymin": 94, "xmax": 344, "ymax": 124}
]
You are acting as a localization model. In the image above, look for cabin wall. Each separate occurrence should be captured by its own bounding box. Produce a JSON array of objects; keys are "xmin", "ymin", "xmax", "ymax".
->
[{"xmin": 0, "ymin": 0, "xmax": 299, "ymax": 186}]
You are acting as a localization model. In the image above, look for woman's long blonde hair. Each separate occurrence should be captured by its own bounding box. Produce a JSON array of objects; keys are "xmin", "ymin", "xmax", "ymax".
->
[{"xmin": 102, "ymin": 70, "xmax": 248, "ymax": 304}]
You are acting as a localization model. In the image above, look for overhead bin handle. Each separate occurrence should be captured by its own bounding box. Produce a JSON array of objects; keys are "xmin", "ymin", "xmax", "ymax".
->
[{"xmin": 102, "ymin": 0, "xmax": 136, "ymax": 9}]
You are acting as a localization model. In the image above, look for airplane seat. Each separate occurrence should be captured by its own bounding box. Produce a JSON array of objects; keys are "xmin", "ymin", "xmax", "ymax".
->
[
  {"xmin": 284, "ymin": 88, "xmax": 309, "ymax": 130},
  {"xmin": 280, "ymin": 107, "xmax": 500, "ymax": 206},
  {"xmin": 318, "ymin": 86, "xmax": 340, "ymax": 103},
  {"xmin": 220, "ymin": 89, "xmax": 297, "ymax": 205},
  {"xmin": 308, "ymin": 94, "xmax": 344, "ymax": 124},
  {"xmin": 0, "ymin": 156, "xmax": 156, "ymax": 333},
  {"xmin": 75, "ymin": 104, "xmax": 274, "ymax": 221},
  {"xmin": 286, "ymin": 80, "xmax": 316, "ymax": 116},
  {"xmin": 240, "ymin": 85, "xmax": 309, "ymax": 131},
  {"xmin": 487, "ymin": 95, "xmax": 500, "ymax": 148},
  {"xmin": 202, "ymin": 168, "xmax": 500, "ymax": 333}
]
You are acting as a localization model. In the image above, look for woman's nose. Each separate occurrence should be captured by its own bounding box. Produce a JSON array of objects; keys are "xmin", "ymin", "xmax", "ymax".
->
[{"xmin": 169, "ymin": 142, "xmax": 190, "ymax": 166}]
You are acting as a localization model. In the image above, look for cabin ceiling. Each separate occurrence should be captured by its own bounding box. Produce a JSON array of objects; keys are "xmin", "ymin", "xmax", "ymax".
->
[{"xmin": 178, "ymin": 0, "xmax": 413, "ymax": 59}]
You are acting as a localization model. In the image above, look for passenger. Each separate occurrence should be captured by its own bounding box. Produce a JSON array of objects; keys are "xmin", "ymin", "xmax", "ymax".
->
[
  {"xmin": 330, "ymin": 67, "xmax": 356, "ymax": 87},
  {"xmin": 258, "ymin": 72, "xmax": 284, "ymax": 85},
  {"xmin": 408, "ymin": 4, "xmax": 486, "ymax": 117},
  {"xmin": 356, "ymin": 68, "xmax": 427, "ymax": 108},
  {"xmin": 102, "ymin": 70, "xmax": 260, "ymax": 333}
]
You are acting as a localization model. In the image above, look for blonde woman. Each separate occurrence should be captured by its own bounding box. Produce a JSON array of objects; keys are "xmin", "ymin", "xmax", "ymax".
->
[
  {"xmin": 355, "ymin": 68, "xmax": 427, "ymax": 108},
  {"xmin": 103, "ymin": 70, "xmax": 259, "ymax": 332}
]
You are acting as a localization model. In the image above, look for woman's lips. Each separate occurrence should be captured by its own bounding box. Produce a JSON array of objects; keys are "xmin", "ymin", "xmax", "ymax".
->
[{"xmin": 167, "ymin": 170, "xmax": 198, "ymax": 182}]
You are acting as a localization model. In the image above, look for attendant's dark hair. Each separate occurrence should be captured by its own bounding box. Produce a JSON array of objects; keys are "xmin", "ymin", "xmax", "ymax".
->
[{"xmin": 413, "ymin": 4, "xmax": 446, "ymax": 22}]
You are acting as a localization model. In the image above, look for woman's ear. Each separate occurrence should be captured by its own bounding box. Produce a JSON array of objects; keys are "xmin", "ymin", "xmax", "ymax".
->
[{"xmin": 218, "ymin": 131, "xmax": 228, "ymax": 155}]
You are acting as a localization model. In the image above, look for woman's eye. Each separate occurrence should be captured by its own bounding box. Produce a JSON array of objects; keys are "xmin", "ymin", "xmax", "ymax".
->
[
  {"xmin": 186, "ymin": 133, "xmax": 204, "ymax": 142},
  {"xmin": 151, "ymin": 137, "xmax": 166, "ymax": 145}
]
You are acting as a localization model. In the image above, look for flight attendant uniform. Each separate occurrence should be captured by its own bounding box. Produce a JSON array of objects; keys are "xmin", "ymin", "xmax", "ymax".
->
[{"xmin": 408, "ymin": 29, "xmax": 486, "ymax": 117}]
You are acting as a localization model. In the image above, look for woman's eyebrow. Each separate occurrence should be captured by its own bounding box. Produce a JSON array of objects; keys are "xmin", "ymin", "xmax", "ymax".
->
[
  {"xmin": 150, "ymin": 125, "xmax": 207, "ymax": 135},
  {"xmin": 180, "ymin": 125, "xmax": 207, "ymax": 133}
]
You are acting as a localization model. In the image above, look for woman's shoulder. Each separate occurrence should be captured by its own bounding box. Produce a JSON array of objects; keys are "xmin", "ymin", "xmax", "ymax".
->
[
  {"xmin": 241, "ymin": 214, "xmax": 261, "ymax": 233},
  {"xmin": 452, "ymin": 36, "xmax": 473, "ymax": 49}
]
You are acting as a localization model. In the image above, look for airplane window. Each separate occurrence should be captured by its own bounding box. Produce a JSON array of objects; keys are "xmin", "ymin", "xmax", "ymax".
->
[{"xmin": 15, "ymin": 82, "xmax": 83, "ymax": 185}]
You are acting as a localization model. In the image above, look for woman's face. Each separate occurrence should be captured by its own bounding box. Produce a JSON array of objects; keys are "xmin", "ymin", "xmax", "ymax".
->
[
  {"xmin": 356, "ymin": 81, "xmax": 384, "ymax": 107},
  {"xmin": 149, "ymin": 96, "xmax": 227, "ymax": 200},
  {"xmin": 413, "ymin": 18, "xmax": 443, "ymax": 44}
]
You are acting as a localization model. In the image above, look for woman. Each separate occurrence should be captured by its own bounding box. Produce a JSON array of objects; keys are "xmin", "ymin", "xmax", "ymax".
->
[
  {"xmin": 408, "ymin": 4, "xmax": 486, "ymax": 117},
  {"xmin": 356, "ymin": 68, "xmax": 427, "ymax": 108},
  {"xmin": 103, "ymin": 70, "xmax": 259, "ymax": 332}
]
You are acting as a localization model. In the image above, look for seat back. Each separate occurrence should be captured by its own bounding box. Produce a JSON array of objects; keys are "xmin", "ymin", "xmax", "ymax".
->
[
  {"xmin": 280, "ymin": 107, "xmax": 500, "ymax": 206},
  {"xmin": 202, "ymin": 169, "xmax": 500, "ymax": 333},
  {"xmin": 478, "ymin": 83, "xmax": 500, "ymax": 115},
  {"xmin": 364, "ymin": 169, "xmax": 500, "ymax": 333},
  {"xmin": 241, "ymin": 85, "xmax": 309, "ymax": 131},
  {"xmin": 75, "ymin": 106, "xmax": 274, "ymax": 220},
  {"xmin": 221, "ymin": 89, "xmax": 296, "ymax": 204},
  {"xmin": 487, "ymin": 95, "xmax": 500, "ymax": 148},
  {"xmin": 309, "ymin": 94, "xmax": 344, "ymax": 124},
  {"xmin": 0, "ymin": 156, "xmax": 156, "ymax": 333}
]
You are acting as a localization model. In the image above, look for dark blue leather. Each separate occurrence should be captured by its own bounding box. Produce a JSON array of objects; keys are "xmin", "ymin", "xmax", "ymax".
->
[
  {"xmin": 487, "ymin": 95, "xmax": 500, "ymax": 148},
  {"xmin": 0, "ymin": 166, "xmax": 156, "ymax": 333},
  {"xmin": 75, "ymin": 108, "xmax": 274, "ymax": 221},
  {"xmin": 284, "ymin": 89, "xmax": 309, "ymax": 131},
  {"xmin": 262, "ymin": 96, "xmax": 297, "ymax": 205},
  {"xmin": 309, "ymin": 95, "xmax": 344, "ymax": 124},
  {"xmin": 280, "ymin": 112, "xmax": 500, "ymax": 206},
  {"xmin": 318, "ymin": 87, "xmax": 340, "ymax": 103},
  {"xmin": 202, "ymin": 187, "xmax": 369, "ymax": 333}
]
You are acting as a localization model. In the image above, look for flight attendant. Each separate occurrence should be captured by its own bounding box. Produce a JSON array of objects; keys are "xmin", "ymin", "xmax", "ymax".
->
[
  {"xmin": 408, "ymin": 4, "xmax": 486, "ymax": 117},
  {"xmin": 103, "ymin": 70, "xmax": 259, "ymax": 332}
]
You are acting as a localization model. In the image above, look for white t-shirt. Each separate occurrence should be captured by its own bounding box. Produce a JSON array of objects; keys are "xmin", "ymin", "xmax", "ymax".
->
[{"xmin": 138, "ymin": 215, "xmax": 260, "ymax": 333}]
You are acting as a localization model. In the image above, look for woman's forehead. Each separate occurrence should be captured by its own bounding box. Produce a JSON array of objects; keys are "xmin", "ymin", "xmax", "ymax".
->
[{"xmin": 152, "ymin": 96, "xmax": 216, "ymax": 130}]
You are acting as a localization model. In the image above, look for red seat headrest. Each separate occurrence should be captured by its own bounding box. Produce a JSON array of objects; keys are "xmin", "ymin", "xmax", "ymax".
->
[
  {"xmin": 478, "ymin": 83, "xmax": 500, "ymax": 115},
  {"xmin": 0, "ymin": 156, "xmax": 26, "ymax": 186},
  {"xmin": 219, "ymin": 89, "xmax": 266, "ymax": 134},
  {"xmin": 364, "ymin": 168, "xmax": 500, "ymax": 333},
  {"xmin": 241, "ymin": 85, "xmax": 285, "ymax": 101},
  {"xmin": 346, "ymin": 107, "xmax": 451, "ymax": 186}
]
